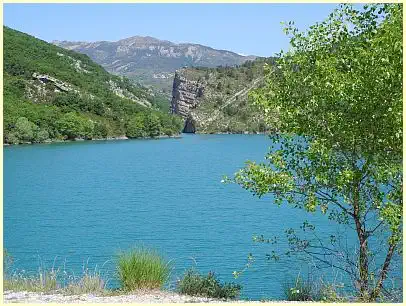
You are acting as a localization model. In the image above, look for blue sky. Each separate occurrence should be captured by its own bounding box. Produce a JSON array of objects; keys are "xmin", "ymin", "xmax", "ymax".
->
[{"xmin": 4, "ymin": 3, "xmax": 340, "ymax": 57}]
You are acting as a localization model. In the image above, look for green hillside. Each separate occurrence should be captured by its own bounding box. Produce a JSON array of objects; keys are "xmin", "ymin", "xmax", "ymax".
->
[{"xmin": 3, "ymin": 26, "xmax": 183, "ymax": 144}]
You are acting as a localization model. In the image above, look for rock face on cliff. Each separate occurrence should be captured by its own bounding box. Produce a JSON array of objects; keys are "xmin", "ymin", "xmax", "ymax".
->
[
  {"xmin": 170, "ymin": 58, "xmax": 276, "ymax": 134},
  {"xmin": 170, "ymin": 72, "xmax": 204, "ymax": 119},
  {"xmin": 53, "ymin": 36, "xmax": 256, "ymax": 93}
]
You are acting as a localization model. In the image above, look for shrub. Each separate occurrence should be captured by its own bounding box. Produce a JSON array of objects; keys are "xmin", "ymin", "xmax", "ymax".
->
[
  {"xmin": 177, "ymin": 269, "xmax": 241, "ymax": 300},
  {"xmin": 117, "ymin": 247, "xmax": 171, "ymax": 291}
]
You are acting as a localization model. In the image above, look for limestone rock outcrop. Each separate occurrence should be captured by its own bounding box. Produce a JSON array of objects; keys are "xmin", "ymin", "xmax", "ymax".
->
[
  {"xmin": 32, "ymin": 73, "xmax": 77, "ymax": 93},
  {"xmin": 170, "ymin": 70, "xmax": 205, "ymax": 119}
]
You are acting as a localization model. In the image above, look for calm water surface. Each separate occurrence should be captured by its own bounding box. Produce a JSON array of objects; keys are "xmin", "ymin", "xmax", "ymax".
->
[{"xmin": 4, "ymin": 134, "xmax": 399, "ymax": 299}]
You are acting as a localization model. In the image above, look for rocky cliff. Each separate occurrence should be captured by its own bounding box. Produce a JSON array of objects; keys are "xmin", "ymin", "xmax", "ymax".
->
[
  {"xmin": 170, "ymin": 71, "xmax": 204, "ymax": 118},
  {"xmin": 171, "ymin": 58, "xmax": 275, "ymax": 134}
]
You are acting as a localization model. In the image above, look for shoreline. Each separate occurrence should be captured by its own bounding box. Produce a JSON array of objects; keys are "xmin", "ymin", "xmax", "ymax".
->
[
  {"xmin": 3, "ymin": 132, "xmax": 268, "ymax": 147},
  {"xmin": 3, "ymin": 134, "xmax": 183, "ymax": 147},
  {"xmin": 3, "ymin": 290, "xmax": 269, "ymax": 304},
  {"xmin": 195, "ymin": 131, "xmax": 267, "ymax": 135}
]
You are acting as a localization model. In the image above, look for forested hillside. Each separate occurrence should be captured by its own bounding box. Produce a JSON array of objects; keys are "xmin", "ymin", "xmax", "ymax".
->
[{"xmin": 3, "ymin": 26, "xmax": 183, "ymax": 144}]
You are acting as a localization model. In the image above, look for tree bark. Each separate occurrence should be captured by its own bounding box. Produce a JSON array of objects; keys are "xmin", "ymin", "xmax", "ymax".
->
[
  {"xmin": 353, "ymin": 181, "xmax": 369, "ymax": 298},
  {"xmin": 369, "ymin": 242, "xmax": 397, "ymax": 301}
]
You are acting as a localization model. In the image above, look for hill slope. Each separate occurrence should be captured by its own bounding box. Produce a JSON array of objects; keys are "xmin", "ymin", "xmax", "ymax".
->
[
  {"xmin": 3, "ymin": 27, "xmax": 183, "ymax": 144},
  {"xmin": 53, "ymin": 37, "xmax": 256, "ymax": 93},
  {"xmin": 170, "ymin": 58, "xmax": 276, "ymax": 134}
]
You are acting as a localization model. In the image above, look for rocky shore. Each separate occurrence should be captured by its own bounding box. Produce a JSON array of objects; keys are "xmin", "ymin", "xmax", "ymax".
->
[
  {"xmin": 4, "ymin": 290, "xmax": 264, "ymax": 303},
  {"xmin": 3, "ymin": 134, "xmax": 182, "ymax": 146}
]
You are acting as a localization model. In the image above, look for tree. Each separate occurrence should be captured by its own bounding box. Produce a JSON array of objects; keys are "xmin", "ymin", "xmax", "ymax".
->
[
  {"xmin": 171, "ymin": 115, "xmax": 184, "ymax": 132},
  {"xmin": 126, "ymin": 113, "xmax": 146, "ymax": 138},
  {"xmin": 15, "ymin": 117, "xmax": 37, "ymax": 142},
  {"xmin": 145, "ymin": 113, "xmax": 162, "ymax": 137},
  {"xmin": 6, "ymin": 132, "xmax": 20, "ymax": 144},
  {"xmin": 81, "ymin": 119, "xmax": 94, "ymax": 140},
  {"xmin": 93, "ymin": 121, "xmax": 109, "ymax": 138},
  {"xmin": 231, "ymin": 4, "xmax": 402, "ymax": 301},
  {"xmin": 56, "ymin": 112, "xmax": 93, "ymax": 140},
  {"xmin": 56, "ymin": 112, "xmax": 81, "ymax": 139},
  {"xmin": 35, "ymin": 129, "xmax": 50, "ymax": 142}
]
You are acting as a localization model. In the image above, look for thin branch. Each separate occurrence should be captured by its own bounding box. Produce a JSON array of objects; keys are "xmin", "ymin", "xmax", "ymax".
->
[
  {"xmin": 366, "ymin": 220, "xmax": 384, "ymax": 237},
  {"xmin": 303, "ymin": 249, "xmax": 357, "ymax": 277},
  {"xmin": 316, "ymin": 189, "xmax": 354, "ymax": 217}
]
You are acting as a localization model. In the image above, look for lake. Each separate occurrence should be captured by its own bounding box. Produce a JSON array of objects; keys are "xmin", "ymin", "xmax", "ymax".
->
[{"xmin": 3, "ymin": 134, "xmax": 400, "ymax": 300}]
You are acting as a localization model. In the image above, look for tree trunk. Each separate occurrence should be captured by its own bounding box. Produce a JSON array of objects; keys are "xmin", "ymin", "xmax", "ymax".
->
[
  {"xmin": 353, "ymin": 183, "xmax": 369, "ymax": 299},
  {"xmin": 369, "ymin": 242, "xmax": 396, "ymax": 301},
  {"xmin": 355, "ymin": 218, "xmax": 369, "ymax": 298}
]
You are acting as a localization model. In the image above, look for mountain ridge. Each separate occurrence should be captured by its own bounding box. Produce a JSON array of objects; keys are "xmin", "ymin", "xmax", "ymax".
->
[
  {"xmin": 53, "ymin": 35, "xmax": 257, "ymax": 58},
  {"xmin": 53, "ymin": 35, "xmax": 258, "ymax": 93}
]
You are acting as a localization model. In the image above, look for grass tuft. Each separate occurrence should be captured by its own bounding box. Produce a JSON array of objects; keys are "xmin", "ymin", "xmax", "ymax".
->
[
  {"xmin": 3, "ymin": 256, "xmax": 109, "ymax": 295},
  {"xmin": 283, "ymin": 275, "xmax": 313, "ymax": 301},
  {"xmin": 63, "ymin": 267, "xmax": 107, "ymax": 295},
  {"xmin": 4, "ymin": 268, "xmax": 59, "ymax": 293},
  {"xmin": 117, "ymin": 247, "xmax": 171, "ymax": 291}
]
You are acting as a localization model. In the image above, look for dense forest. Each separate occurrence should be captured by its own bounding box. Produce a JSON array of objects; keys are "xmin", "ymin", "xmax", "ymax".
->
[{"xmin": 3, "ymin": 26, "xmax": 183, "ymax": 144}]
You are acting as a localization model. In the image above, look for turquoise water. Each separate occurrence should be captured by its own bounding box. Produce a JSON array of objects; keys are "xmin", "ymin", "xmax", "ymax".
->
[{"xmin": 3, "ymin": 134, "xmax": 400, "ymax": 299}]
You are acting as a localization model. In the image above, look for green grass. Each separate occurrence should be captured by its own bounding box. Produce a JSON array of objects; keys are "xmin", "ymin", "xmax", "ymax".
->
[
  {"xmin": 177, "ymin": 269, "xmax": 242, "ymax": 300},
  {"xmin": 117, "ymin": 247, "xmax": 171, "ymax": 291}
]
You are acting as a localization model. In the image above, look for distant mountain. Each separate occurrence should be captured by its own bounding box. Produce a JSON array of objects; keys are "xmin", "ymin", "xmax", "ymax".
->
[{"xmin": 53, "ymin": 36, "xmax": 257, "ymax": 93}]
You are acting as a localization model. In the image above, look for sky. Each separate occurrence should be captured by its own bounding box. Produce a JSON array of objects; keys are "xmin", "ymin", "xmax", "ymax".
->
[{"xmin": 4, "ymin": 3, "xmax": 341, "ymax": 57}]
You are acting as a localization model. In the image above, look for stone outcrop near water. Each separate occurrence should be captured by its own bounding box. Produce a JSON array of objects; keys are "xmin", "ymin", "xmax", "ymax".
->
[{"xmin": 170, "ymin": 71, "xmax": 205, "ymax": 119}]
